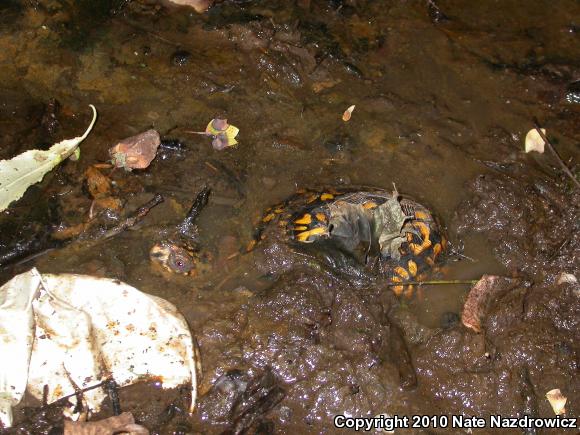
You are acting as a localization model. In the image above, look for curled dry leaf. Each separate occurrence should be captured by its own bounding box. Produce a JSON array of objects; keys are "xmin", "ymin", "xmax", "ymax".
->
[
  {"xmin": 165, "ymin": 0, "xmax": 213, "ymax": 13},
  {"xmin": 205, "ymin": 118, "xmax": 239, "ymax": 150},
  {"xmin": 556, "ymin": 272, "xmax": 577, "ymax": 285},
  {"xmin": 110, "ymin": 130, "xmax": 161, "ymax": 170},
  {"xmin": 524, "ymin": 128, "xmax": 546, "ymax": 153},
  {"xmin": 545, "ymin": 389, "xmax": 567, "ymax": 415},
  {"xmin": 342, "ymin": 104, "xmax": 356, "ymax": 122},
  {"xmin": 64, "ymin": 412, "xmax": 149, "ymax": 435},
  {"xmin": 461, "ymin": 275, "xmax": 519, "ymax": 333}
]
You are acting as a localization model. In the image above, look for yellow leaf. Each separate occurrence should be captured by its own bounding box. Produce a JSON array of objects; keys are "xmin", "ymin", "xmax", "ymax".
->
[
  {"xmin": 224, "ymin": 124, "xmax": 239, "ymax": 146},
  {"xmin": 206, "ymin": 119, "xmax": 239, "ymax": 149}
]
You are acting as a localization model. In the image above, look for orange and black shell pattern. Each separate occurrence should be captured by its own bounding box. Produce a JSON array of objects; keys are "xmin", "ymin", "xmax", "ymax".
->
[{"xmin": 249, "ymin": 188, "xmax": 447, "ymax": 297}]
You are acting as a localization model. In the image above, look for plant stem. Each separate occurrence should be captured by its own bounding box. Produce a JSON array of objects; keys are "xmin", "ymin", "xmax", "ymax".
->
[{"xmin": 533, "ymin": 119, "xmax": 580, "ymax": 190}]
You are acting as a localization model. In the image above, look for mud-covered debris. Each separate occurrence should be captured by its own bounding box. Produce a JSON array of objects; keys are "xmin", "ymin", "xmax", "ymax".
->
[
  {"xmin": 64, "ymin": 412, "xmax": 149, "ymax": 435},
  {"xmin": 427, "ymin": 0, "xmax": 449, "ymax": 23},
  {"xmin": 524, "ymin": 128, "xmax": 546, "ymax": 153},
  {"xmin": 342, "ymin": 104, "xmax": 355, "ymax": 122},
  {"xmin": 228, "ymin": 368, "xmax": 286, "ymax": 435},
  {"xmin": 388, "ymin": 324, "xmax": 417, "ymax": 390},
  {"xmin": 206, "ymin": 118, "xmax": 239, "ymax": 150},
  {"xmin": 0, "ymin": 105, "xmax": 97, "ymax": 213},
  {"xmin": 545, "ymin": 389, "xmax": 567, "ymax": 415},
  {"xmin": 165, "ymin": 0, "xmax": 213, "ymax": 13},
  {"xmin": 461, "ymin": 275, "xmax": 519, "ymax": 333},
  {"xmin": 110, "ymin": 129, "xmax": 161, "ymax": 170},
  {"xmin": 563, "ymin": 80, "xmax": 580, "ymax": 104}
]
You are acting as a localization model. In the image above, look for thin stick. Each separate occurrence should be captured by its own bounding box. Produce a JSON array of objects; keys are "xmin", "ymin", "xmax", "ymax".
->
[
  {"xmin": 205, "ymin": 161, "xmax": 219, "ymax": 172},
  {"xmin": 533, "ymin": 119, "xmax": 580, "ymax": 189},
  {"xmin": 43, "ymin": 380, "xmax": 109, "ymax": 409},
  {"xmin": 100, "ymin": 194, "xmax": 164, "ymax": 240},
  {"xmin": 184, "ymin": 130, "xmax": 209, "ymax": 135},
  {"xmin": 384, "ymin": 279, "xmax": 479, "ymax": 287}
]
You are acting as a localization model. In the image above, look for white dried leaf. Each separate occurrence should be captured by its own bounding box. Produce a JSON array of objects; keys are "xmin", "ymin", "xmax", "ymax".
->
[
  {"xmin": 0, "ymin": 268, "xmax": 198, "ymax": 428},
  {"xmin": 524, "ymin": 128, "xmax": 546, "ymax": 153},
  {"xmin": 0, "ymin": 105, "xmax": 97, "ymax": 212},
  {"xmin": 546, "ymin": 389, "xmax": 567, "ymax": 415},
  {"xmin": 165, "ymin": 0, "xmax": 213, "ymax": 13},
  {"xmin": 556, "ymin": 272, "xmax": 577, "ymax": 285}
]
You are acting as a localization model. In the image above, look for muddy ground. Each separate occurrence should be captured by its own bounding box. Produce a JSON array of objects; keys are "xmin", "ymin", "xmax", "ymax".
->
[{"xmin": 0, "ymin": 0, "xmax": 578, "ymax": 434}]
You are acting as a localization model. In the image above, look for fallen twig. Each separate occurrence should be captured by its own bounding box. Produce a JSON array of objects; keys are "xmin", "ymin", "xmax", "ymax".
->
[
  {"xmin": 533, "ymin": 119, "xmax": 580, "ymax": 190},
  {"xmin": 101, "ymin": 193, "xmax": 164, "ymax": 239}
]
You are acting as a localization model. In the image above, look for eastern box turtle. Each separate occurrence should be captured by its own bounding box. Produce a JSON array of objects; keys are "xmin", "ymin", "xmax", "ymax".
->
[
  {"xmin": 149, "ymin": 186, "xmax": 211, "ymax": 275},
  {"xmin": 249, "ymin": 187, "xmax": 446, "ymax": 296}
]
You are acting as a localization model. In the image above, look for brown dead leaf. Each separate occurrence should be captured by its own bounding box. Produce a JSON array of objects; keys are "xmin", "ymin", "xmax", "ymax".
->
[
  {"xmin": 52, "ymin": 222, "xmax": 89, "ymax": 240},
  {"xmin": 64, "ymin": 413, "xmax": 149, "ymax": 435},
  {"xmin": 545, "ymin": 389, "xmax": 567, "ymax": 415},
  {"xmin": 92, "ymin": 197, "xmax": 123, "ymax": 213},
  {"xmin": 110, "ymin": 130, "xmax": 161, "ymax": 170},
  {"xmin": 461, "ymin": 275, "xmax": 519, "ymax": 333},
  {"xmin": 342, "ymin": 105, "xmax": 356, "ymax": 122},
  {"xmin": 312, "ymin": 78, "xmax": 341, "ymax": 93},
  {"xmin": 85, "ymin": 166, "xmax": 112, "ymax": 199}
]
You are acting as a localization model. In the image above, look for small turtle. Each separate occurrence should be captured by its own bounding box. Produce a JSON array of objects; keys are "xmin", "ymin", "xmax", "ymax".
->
[
  {"xmin": 249, "ymin": 187, "xmax": 447, "ymax": 296},
  {"xmin": 150, "ymin": 186, "xmax": 211, "ymax": 275}
]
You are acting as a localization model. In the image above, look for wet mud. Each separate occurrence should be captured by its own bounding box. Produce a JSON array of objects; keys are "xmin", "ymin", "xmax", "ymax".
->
[{"xmin": 1, "ymin": 0, "xmax": 579, "ymax": 433}]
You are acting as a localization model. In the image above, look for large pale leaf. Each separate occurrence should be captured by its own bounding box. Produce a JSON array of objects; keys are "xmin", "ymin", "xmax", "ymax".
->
[{"xmin": 0, "ymin": 105, "xmax": 97, "ymax": 212}]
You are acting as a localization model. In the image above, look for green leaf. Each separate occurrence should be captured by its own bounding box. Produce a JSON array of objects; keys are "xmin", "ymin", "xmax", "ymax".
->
[{"xmin": 0, "ymin": 105, "xmax": 97, "ymax": 212}]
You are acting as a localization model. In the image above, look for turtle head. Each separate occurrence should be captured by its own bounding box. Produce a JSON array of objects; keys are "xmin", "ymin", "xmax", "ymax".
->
[{"xmin": 150, "ymin": 243, "xmax": 197, "ymax": 274}]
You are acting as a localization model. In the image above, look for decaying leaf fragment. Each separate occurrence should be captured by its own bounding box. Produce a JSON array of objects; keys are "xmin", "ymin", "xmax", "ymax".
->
[
  {"xmin": 84, "ymin": 166, "xmax": 112, "ymax": 199},
  {"xmin": 64, "ymin": 412, "xmax": 149, "ymax": 435},
  {"xmin": 461, "ymin": 275, "xmax": 519, "ymax": 333},
  {"xmin": 0, "ymin": 105, "xmax": 97, "ymax": 213},
  {"xmin": 110, "ymin": 130, "xmax": 161, "ymax": 170},
  {"xmin": 165, "ymin": 0, "xmax": 213, "ymax": 13},
  {"xmin": 342, "ymin": 105, "xmax": 356, "ymax": 122},
  {"xmin": 373, "ymin": 190, "xmax": 413, "ymax": 260},
  {"xmin": 206, "ymin": 118, "xmax": 239, "ymax": 150},
  {"xmin": 524, "ymin": 128, "xmax": 546, "ymax": 153},
  {"xmin": 545, "ymin": 389, "xmax": 567, "ymax": 415}
]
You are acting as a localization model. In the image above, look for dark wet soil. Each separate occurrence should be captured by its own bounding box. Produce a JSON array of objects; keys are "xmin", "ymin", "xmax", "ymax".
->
[{"xmin": 1, "ymin": 0, "xmax": 579, "ymax": 434}]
